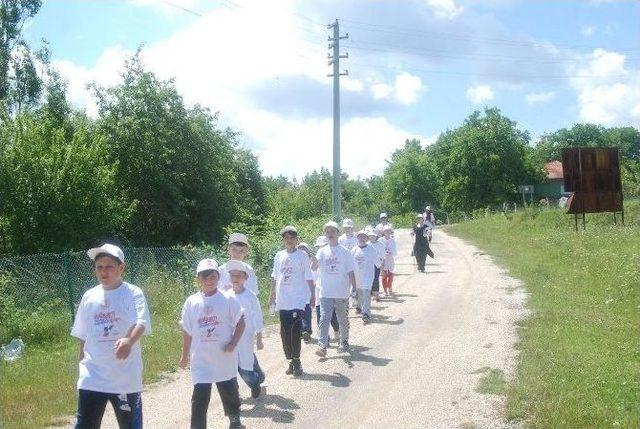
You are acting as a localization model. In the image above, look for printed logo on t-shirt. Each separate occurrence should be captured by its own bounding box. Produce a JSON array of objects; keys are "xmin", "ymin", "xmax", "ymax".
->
[
  {"xmin": 198, "ymin": 313, "xmax": 220, "ymax": 342},
  {"xmin": 325, "ymin": 255, "xmax": 339, "ymax": 274},
  {"xmin": 356, "ymin": 253, "xmax": 365, "ymax": 267},
  {"xmin": 280, "ymin": 258, "xmax": 295, "ymax": 284},
  {"xmin": 93, "ymin": 310, "xmax": 121, "ymax": 343}
]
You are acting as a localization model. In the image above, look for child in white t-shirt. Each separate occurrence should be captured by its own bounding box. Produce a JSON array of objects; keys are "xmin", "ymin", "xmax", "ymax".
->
[
  {"xmin": 312, "ymin": 236, "xmax": 341, "ymax": 340},
  {"xmin": 367, "ymin": 228, "xmax": 384, "ymax": 302},
  {"xmin": 218, "ymin": 232, "xmax": 259, "ymax": 295},
  {"xmin": 351, "ymin": 230, "xmax": 377, "ymax": 323},
  {"xmin": 315, "ymin": 221, "xmax": 357, "ymax": 357},
  {"xmin": 71, "ymin": 244, "xmax": 151, "ymax": 429},
  {"xmin": 268, "ymin": 225, "xmax": 315, "ymax": 377},
  {"xmin": 179, "ymin": 259, "xmax": 246, "ymax": 429},
  {"xmin": 379, "ymin": 225, "xmax": 398, "ymax": 296},
  {"xmin": 226, "ymin": 260, "xmax": 265, "ymax": 400},
  {"xmin": 338, "ymin": 218, "xmax": 358, "ymax": 250},
  {"xmin": 376, "ymin": 213, "xmax": 394, "ymax": 237},
  {"xmin": 296, "ymin": 242, "xmax": 315, "ymax": 343}
]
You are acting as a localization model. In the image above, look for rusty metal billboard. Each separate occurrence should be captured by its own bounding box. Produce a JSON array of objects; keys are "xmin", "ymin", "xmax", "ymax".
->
[{"xmin": 562, "ymin": 147, "xmax": 623, "ymax": 227}]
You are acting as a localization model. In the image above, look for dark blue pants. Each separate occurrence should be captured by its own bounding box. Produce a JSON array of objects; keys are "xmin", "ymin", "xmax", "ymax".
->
[
  {"xmin": 74, "ymin": 389, "xmax": 142, "ymax": 429},
  {"xmin": 301, "ymin": 303, "xmax": 313, "ymax": 335},
  {"xmin": 191, "ymin": 378, "xmax": 240, "ymax": 429},
  {"xmin": 238, "ymin": 354, "xmax": 265, "ymax": 389}
]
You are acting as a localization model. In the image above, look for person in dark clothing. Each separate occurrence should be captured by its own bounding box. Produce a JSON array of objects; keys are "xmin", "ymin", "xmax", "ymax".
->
[{"xmin": 411, "ymin": 215, "xmax": 434, "ymax": 273}]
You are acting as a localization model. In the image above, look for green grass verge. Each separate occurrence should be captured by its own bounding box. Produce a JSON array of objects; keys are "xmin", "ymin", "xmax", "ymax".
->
[
  {"xmin": 476, "ymin": 368, "xmax": 508, "ymax": 395},
  {"xmin": 448, "ymin": 200, "xmax": 640, "ymax": 429}
]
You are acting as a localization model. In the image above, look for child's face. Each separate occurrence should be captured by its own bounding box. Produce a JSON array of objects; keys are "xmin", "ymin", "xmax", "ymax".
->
[
  {"xmin": 94, "ymin": 255, "xmax": 125, "ymax": 287},
  {"xmin": 357, "ymin": 235, "xmax": 368, "ymax": 246},
  {"xmin": 368, "ymin": 234, "xmax": 377, "ymax": 243},
  {"xmin": 344, "ymin": 227, "xmax": 354, "ymax": 235},
  {"xmin": 325, "ymin": 227, "xmax": 339, "ymax": 241},
  {"xmin": 229, "ymin": 270, "xmax": 247, "ymax": 292},
  {"xmin": 228, "ymin": 243, "xmax": 248, "ymax": 260},
  {"xmin": 197, "ymin": 270, "xmax": 219, "ymax": 295},
  {"xmin": 383, "ymin": 230, "xmax": 392, "ymax": 238},
  {"xmin": 282, "ymin": 233, "xmax": 298, "ymax": 251}
]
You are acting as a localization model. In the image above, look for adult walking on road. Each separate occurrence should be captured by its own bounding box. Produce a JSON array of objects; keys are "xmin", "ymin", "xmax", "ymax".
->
[{"xmin": 411, "ymin": 215, "xmax": 434, "ymax": 273}]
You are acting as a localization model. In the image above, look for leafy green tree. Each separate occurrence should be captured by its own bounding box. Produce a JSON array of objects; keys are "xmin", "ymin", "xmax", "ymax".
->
[
  {"xmin": 0, "ymin": 0, "xmax": 44, "ymax": 114},
  {"xmin": 429, "ymin": 108, "xmax": 537, "ymax": 212},
  {"xmin": 382, "ymin": 138, "xmax": 439, "ymax": 214}
]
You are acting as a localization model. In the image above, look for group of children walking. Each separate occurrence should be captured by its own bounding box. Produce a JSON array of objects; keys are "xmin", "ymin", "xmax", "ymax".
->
[{"xmin": 71, "ymin": 213, "xmax": 399, "ymax": 429}]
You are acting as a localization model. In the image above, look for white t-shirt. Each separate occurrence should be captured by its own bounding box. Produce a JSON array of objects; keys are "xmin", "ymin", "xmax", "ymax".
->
[
  {"xmin": 71, "ymin": 282, "xmax": 151, "ymax": 394},
  {"xmin": 379, "ymin": 236, "xmax": 398, "ymax": 272},
  {"xmin": 351, "ymin": 245, "xmax": 377, "ymax": 290},
  {"xmin": 271, "ymin": 249, "xmax": 313, "ymax": 310},
  {"xmin": 316, "ymin": 244, "xmax": 355, "ymax": 299},
  {"xmin": 180, "ymin": 290, "xmax": 243, "ymax": 384},
  {"xmin": 219, "ymin": 261, "xmax": 258, "ymax": 295},
  {"xmin": 369, "ymin": 240, "xmax": 385, "ymax": 269},
  {"xmin": 338, "ymin": 233, "xmax": 358, "ymax": 251},
  {"xmin": 228, "ymin": 288, "xmax": 263, "ymax": 371}
]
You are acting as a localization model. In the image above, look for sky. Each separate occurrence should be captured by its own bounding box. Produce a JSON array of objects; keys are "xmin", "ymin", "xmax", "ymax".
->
[{"xmin": 23, "ymin": 0, "xmax": 640, "ymax": 179}]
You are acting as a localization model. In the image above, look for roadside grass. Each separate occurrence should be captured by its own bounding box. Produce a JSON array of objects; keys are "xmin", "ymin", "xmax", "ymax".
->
[
  {"xmin": 0, "ymin": 215, "xmax": 364, "ymax": 428},
  {"xmin": 476, "ymin": 368, "xmax": 508, "ymax": 395},
  {"xmin": 448, "ymin": 200, "xmax": 640, "ymax": 429}
]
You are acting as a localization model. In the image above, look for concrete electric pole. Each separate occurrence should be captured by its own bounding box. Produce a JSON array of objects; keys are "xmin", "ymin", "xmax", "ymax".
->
[{"xmin": 327, "ymin": 19, "xmax": 348, "ymax": 222}]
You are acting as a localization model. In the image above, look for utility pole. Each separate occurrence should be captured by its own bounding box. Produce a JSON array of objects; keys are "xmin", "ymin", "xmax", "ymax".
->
[{"xmin": 327, "ymin": 19, "xmax": 348, "ymax": 222}]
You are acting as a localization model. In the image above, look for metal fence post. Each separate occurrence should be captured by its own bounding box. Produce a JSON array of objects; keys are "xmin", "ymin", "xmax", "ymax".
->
[{"xmin": 62, "ymin": 252, "xmax": 76, "ymax": 323}]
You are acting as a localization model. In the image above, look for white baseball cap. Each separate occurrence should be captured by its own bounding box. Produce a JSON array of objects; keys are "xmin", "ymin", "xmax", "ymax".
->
[
  {"xmin": 416, "ymin": 213, "xmax": 423, "ymax": 218},
  {"xmin": 196, "ymin": 258, "xmax": 219, "ymax": 274},
  {"xmin": 225, "ymin": 259, "xmax": 248, "ymax": 274},
  {"xmin": 228, "ymin": 232, "xmax": 249, "ymax": 245},
  {"xmin": 315, "ymin": 235, "xmax": 329, "ymax": 247},
  {"xmin": 87, "ymin": 244, "xmax": 125, "ymax": 263},
  {"xmin": 342, "ymin": 218, "xmax": 354, "ymax": 228},
  {"xmin": 324, "ymin": 221, "xmax": 340, "ymax": 232},
  {"xmin": 297, "ymin": 242, "xmax": 311, "ymax": 253},
  {"xmin": 356, "ymin": 229, "xmax": 368, "ymax": 238},
  {"xmin": 425, "ymin": 205, "xmax": 431, "ymax": 210},
  {"xmin": 379, "ymin": 212, "xmax": 388, "ymax": 218},
  {"xmin": 280, "ymin": 225, "xmax": 298, "ymax": 236}
]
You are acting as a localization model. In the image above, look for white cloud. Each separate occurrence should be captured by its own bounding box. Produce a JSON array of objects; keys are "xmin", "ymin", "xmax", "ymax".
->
[
  {"xmin": 466, "ymin": 84, "xmax": 494, "ymax": 104},
  {"xmin": 569, "ymin": 48, "xmax": 640, "ymax": 126},
  {"xmin": 581, "ymin": 25, "xmax": 595, "ymax": 38},
  {"xmin": 370, "ymin": 72, "xmax": 425, "ymax": 105},
  {"xmin": 394, "ymin": 72, "xmax": 424, "ymax": 105},
  {"xmin": 372, "ymin": 83, "xmax": 394, "ymax": 100},
  {"xmin": 425, "ymin": 0, "xmax": 464, "ymax": 20},
  {"xmin": 525, "ymin": 91, "xmax": 555, "ymax": 105}
]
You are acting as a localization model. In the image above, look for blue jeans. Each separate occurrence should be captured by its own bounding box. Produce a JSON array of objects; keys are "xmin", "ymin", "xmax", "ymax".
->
[
  {"xmin": 74, "ymin": 389, "xmax": 142, "ymax": 429},
  {"xmin": 238, "ymin": 354, "xmax": 265, "ymax": 389},
  {"xmin": 301, "ymin": 303, "xmax": 313, "ymax": 335},
  {"xmin": 318, "ymin": 297, "xmax": 349, "ymax": 349}
]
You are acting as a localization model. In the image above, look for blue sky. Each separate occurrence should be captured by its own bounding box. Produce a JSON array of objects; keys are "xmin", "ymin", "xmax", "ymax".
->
[{"xmin": 24, "ymin": 0, "xmax": 640, "ymax": 178}]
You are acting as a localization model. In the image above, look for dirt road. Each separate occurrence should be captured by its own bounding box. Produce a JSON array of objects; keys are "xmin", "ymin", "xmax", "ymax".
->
[{"xmin": 68, "ymin": 228, "xmax": 527, "ymax": 429}]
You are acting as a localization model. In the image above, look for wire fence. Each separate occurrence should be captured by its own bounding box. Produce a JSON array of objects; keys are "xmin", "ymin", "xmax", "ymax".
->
[{"xmin": 0, "ymin": 246, "xmax": 228, "ymax": 345}]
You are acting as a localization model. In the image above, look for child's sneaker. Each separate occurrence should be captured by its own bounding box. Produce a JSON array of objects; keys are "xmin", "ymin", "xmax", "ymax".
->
[
  {"xmin": 251, "ymin": 385, "xmax": 261, "ymax": 399},
  {"xmin": 333, "ymin": 330, "xmax": 340, "ymax": 341},
  {"xmin": 301, "ymin": 331, "xmax": 311, "ymax": 342},
  {"xmin": 228, "ymin": 414, "xmax": 245, "ymax": 429},
  {"xmin": 337, "ymin": 342, "xmax": 351, "ymax": 353},
  {"xmin": 315, "ymin": 347, "xmax": 327, "ymax": 357},
  {"xmin": 362, "ymin": 314, "xmax": 370, "ymax": 324},
  {"xmin": 355, "ymin": 307, "xmax": 362, "ymax": 314},
  {"xmin": 292, "ymin": 358, "xmax": 303, "ymax": 377},
  {"xmin": 285, "ymin": 360, "xmax": 294, "ymax": 375}
]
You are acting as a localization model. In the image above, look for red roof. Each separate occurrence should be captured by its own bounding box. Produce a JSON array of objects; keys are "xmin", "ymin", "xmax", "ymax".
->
[{"xmin": 545, "ymin": 161, "xmax": 564, "ymax": 180}]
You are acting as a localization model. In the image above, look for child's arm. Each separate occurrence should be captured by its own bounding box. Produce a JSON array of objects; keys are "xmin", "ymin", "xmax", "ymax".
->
[
  {"xmin": 115, "ymin": 323, "xmax": 146, "ymax": 360},
  {"xmin": 179, "ymin": 331, "xmax": 192, "ymax": 369},
  {"xmin": 256, "ymin": 332, "xmax": 264, "ymax": 350},
  {"xmin": 224, "ymin": 316, "xmax": 246, "ymax": 352},
  {"xmin": 77, "ymin": 340, "xmax": 85, "ymax": 362}
]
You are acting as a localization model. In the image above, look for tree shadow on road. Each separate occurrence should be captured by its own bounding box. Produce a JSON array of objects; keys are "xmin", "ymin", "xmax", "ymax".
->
[
  {"xmin": 299, "ymin": 371, "xmax": 352, "ymax": 387},
  {"xmin": 392, "ymin": 293, "xmax": 417, "ymax": 298},
  {"xmin": 242, "ymin": 392, "xmax": 300, "ymax": 423},
  {"xmin": 320, "ymin": 345, "xmax": 392, "ymax": 369}
]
